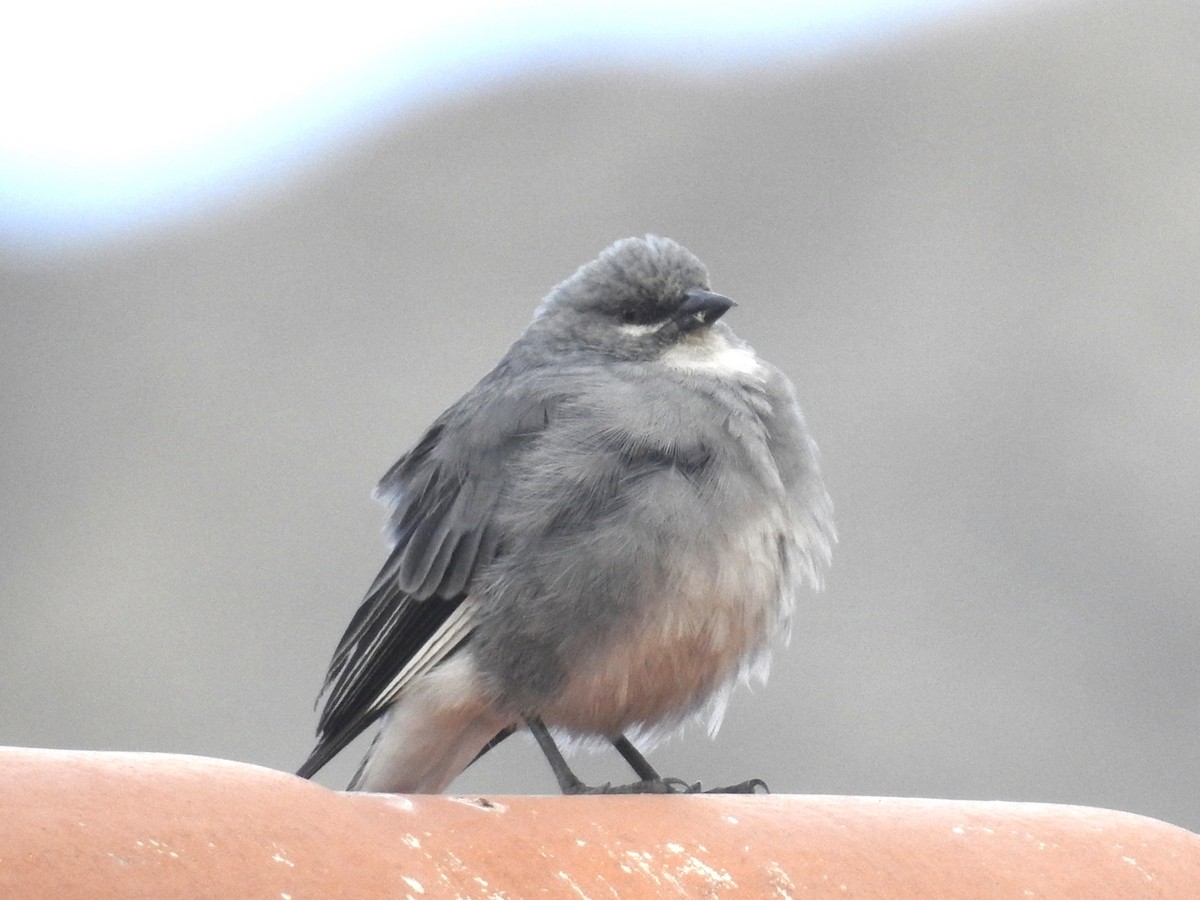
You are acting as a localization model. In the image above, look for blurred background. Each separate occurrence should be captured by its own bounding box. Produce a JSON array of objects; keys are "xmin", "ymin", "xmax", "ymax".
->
[{"xmin": 3, "ymin": 0, "xmax": 1198, "ymax": 832}]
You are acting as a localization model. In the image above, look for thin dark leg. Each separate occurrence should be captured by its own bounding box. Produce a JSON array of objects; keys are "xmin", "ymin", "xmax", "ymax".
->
[
  {"xmin": 613, "ymin": 732, "xmax": 767, "ymax": 794},
  {"xmin": 611, "ymin": 734, "xmax": 661, "ymax": 781},
  {"xmin": 527, "ymin": 718, "xmax": 697, "ymax": 794},
  {"xmin": 528, "ymin": 718, "xmax": 768, "ymax": 795},
  {"xmin": 528, "ymin": 717, "xmax": 588, "ymax": 794}
]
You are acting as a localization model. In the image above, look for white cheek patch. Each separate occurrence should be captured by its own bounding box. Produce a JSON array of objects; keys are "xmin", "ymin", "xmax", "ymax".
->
[
  {"xmin": 662, "ymin": 331, "xmax": 766, "ymax": 380},
  {"xmin": 619, "ymin": 321, "xmax": 667, "ymax": 337}
]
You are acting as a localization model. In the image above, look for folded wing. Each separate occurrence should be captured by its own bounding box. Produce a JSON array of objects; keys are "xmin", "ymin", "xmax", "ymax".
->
[{"xmin": 297, "ymin": 371, "xmax": 562, "ymax": 779}]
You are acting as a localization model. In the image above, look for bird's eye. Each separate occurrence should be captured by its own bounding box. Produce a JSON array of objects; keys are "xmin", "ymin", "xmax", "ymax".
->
[{"xmin": 621, "ymin": 307, "xmax": 640, "ymax": 324}]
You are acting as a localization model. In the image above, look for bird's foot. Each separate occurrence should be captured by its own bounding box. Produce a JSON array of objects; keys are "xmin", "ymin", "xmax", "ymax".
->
[
  {"xmin": 563, "ymin": 776, "xmax": 768, "ymax": 794},
  {"xmin": 563, "ymin": 777, "xmax": 702, "ymax": 795}
]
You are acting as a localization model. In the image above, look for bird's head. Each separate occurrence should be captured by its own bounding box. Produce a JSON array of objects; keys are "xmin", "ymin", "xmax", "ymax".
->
[{"xmin": 532, "ymin": 235, "xmax": 736, "ymax": 361}]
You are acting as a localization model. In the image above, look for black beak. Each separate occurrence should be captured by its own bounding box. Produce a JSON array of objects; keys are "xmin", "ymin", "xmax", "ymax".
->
[{"xmin": 678, "ymin": 289, "xmax": 736, "ymax": 330}]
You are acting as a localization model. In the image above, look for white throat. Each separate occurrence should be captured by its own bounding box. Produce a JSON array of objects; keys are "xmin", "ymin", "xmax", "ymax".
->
[{"xmin": 661, "ymin": 330, "xmax": 765, "ymax": 380}]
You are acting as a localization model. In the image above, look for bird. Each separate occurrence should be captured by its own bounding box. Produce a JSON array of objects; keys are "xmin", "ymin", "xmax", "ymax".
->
[{"xmin": 297, "ymin": 235, "xmax": 833, "ymax": 794}]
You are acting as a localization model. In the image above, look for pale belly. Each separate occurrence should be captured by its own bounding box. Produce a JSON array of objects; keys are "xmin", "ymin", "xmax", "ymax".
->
[{"xmin": 539, "ymin": 513, "xmax": 795, "ymax": 738}]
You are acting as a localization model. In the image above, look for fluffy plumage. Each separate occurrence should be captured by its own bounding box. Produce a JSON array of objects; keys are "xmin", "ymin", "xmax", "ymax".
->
[{"xmin": 298, "ymin": 235, "xmax": 833, "ymax": 792}]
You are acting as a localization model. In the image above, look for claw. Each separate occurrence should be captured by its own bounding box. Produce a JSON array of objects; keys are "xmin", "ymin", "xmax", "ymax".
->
[
  {"xmin": 659, "ymin": 777, "xmax": 702, "ymax": 794},
  {"xmin": 704, "ymin": 778, "xmax": 769, "ymax": 794}
]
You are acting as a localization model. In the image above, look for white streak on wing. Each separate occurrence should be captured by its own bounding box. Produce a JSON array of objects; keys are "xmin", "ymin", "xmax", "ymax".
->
[
  {"xmin": 332, "ymin": 599, "xmax": 407, "ymax": 706},
  {"xmin": 366, "ymin": 598, "xmax": 478, "ymax": 717},
  {"xmin": 662, "ymin": 331, "xmax": 765, "ymax": 380},
  {"xmin": 355, "ymin": 654, "xmax": 508, "ymax": 793}
]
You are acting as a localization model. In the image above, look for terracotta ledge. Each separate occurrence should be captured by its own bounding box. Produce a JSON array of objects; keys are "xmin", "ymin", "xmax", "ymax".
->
[{"xmin": 1, "ymin": 747, "xmax": 1196, "ymax": 898}]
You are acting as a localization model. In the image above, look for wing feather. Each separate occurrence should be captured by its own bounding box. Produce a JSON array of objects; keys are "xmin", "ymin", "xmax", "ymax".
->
[
  {"xmin": 298, "ymin": 370, "xmax": 562, "ymax": 779},
  {"xmin": 367, "ymin": 598, "xmax": 480, "ymax": 717}
]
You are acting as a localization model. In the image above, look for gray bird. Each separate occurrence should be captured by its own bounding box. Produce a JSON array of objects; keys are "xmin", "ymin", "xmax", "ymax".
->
[{"xmin": 298, "ymin": 235, "xmax": 833, "ymax": 794}]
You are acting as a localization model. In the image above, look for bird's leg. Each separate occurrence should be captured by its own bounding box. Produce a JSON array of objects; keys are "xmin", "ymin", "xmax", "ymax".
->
[
  {"xmin": 613, "ymin": 733, "xmax": 769, "ymax": 794},
  {"xmin": 527, "ymin": 717, "xmax": 589, "ymax": 794},
  {"xmin": 527, "ymin": 719, "xmax": 696, "ymax": 794},
  {"xmin": 610, "ymin": 734, "xmax": 660, "ymax": 780},
  {"xmin": 611, "ymin": 734, "xmax": 699, "ymax": 793}
]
